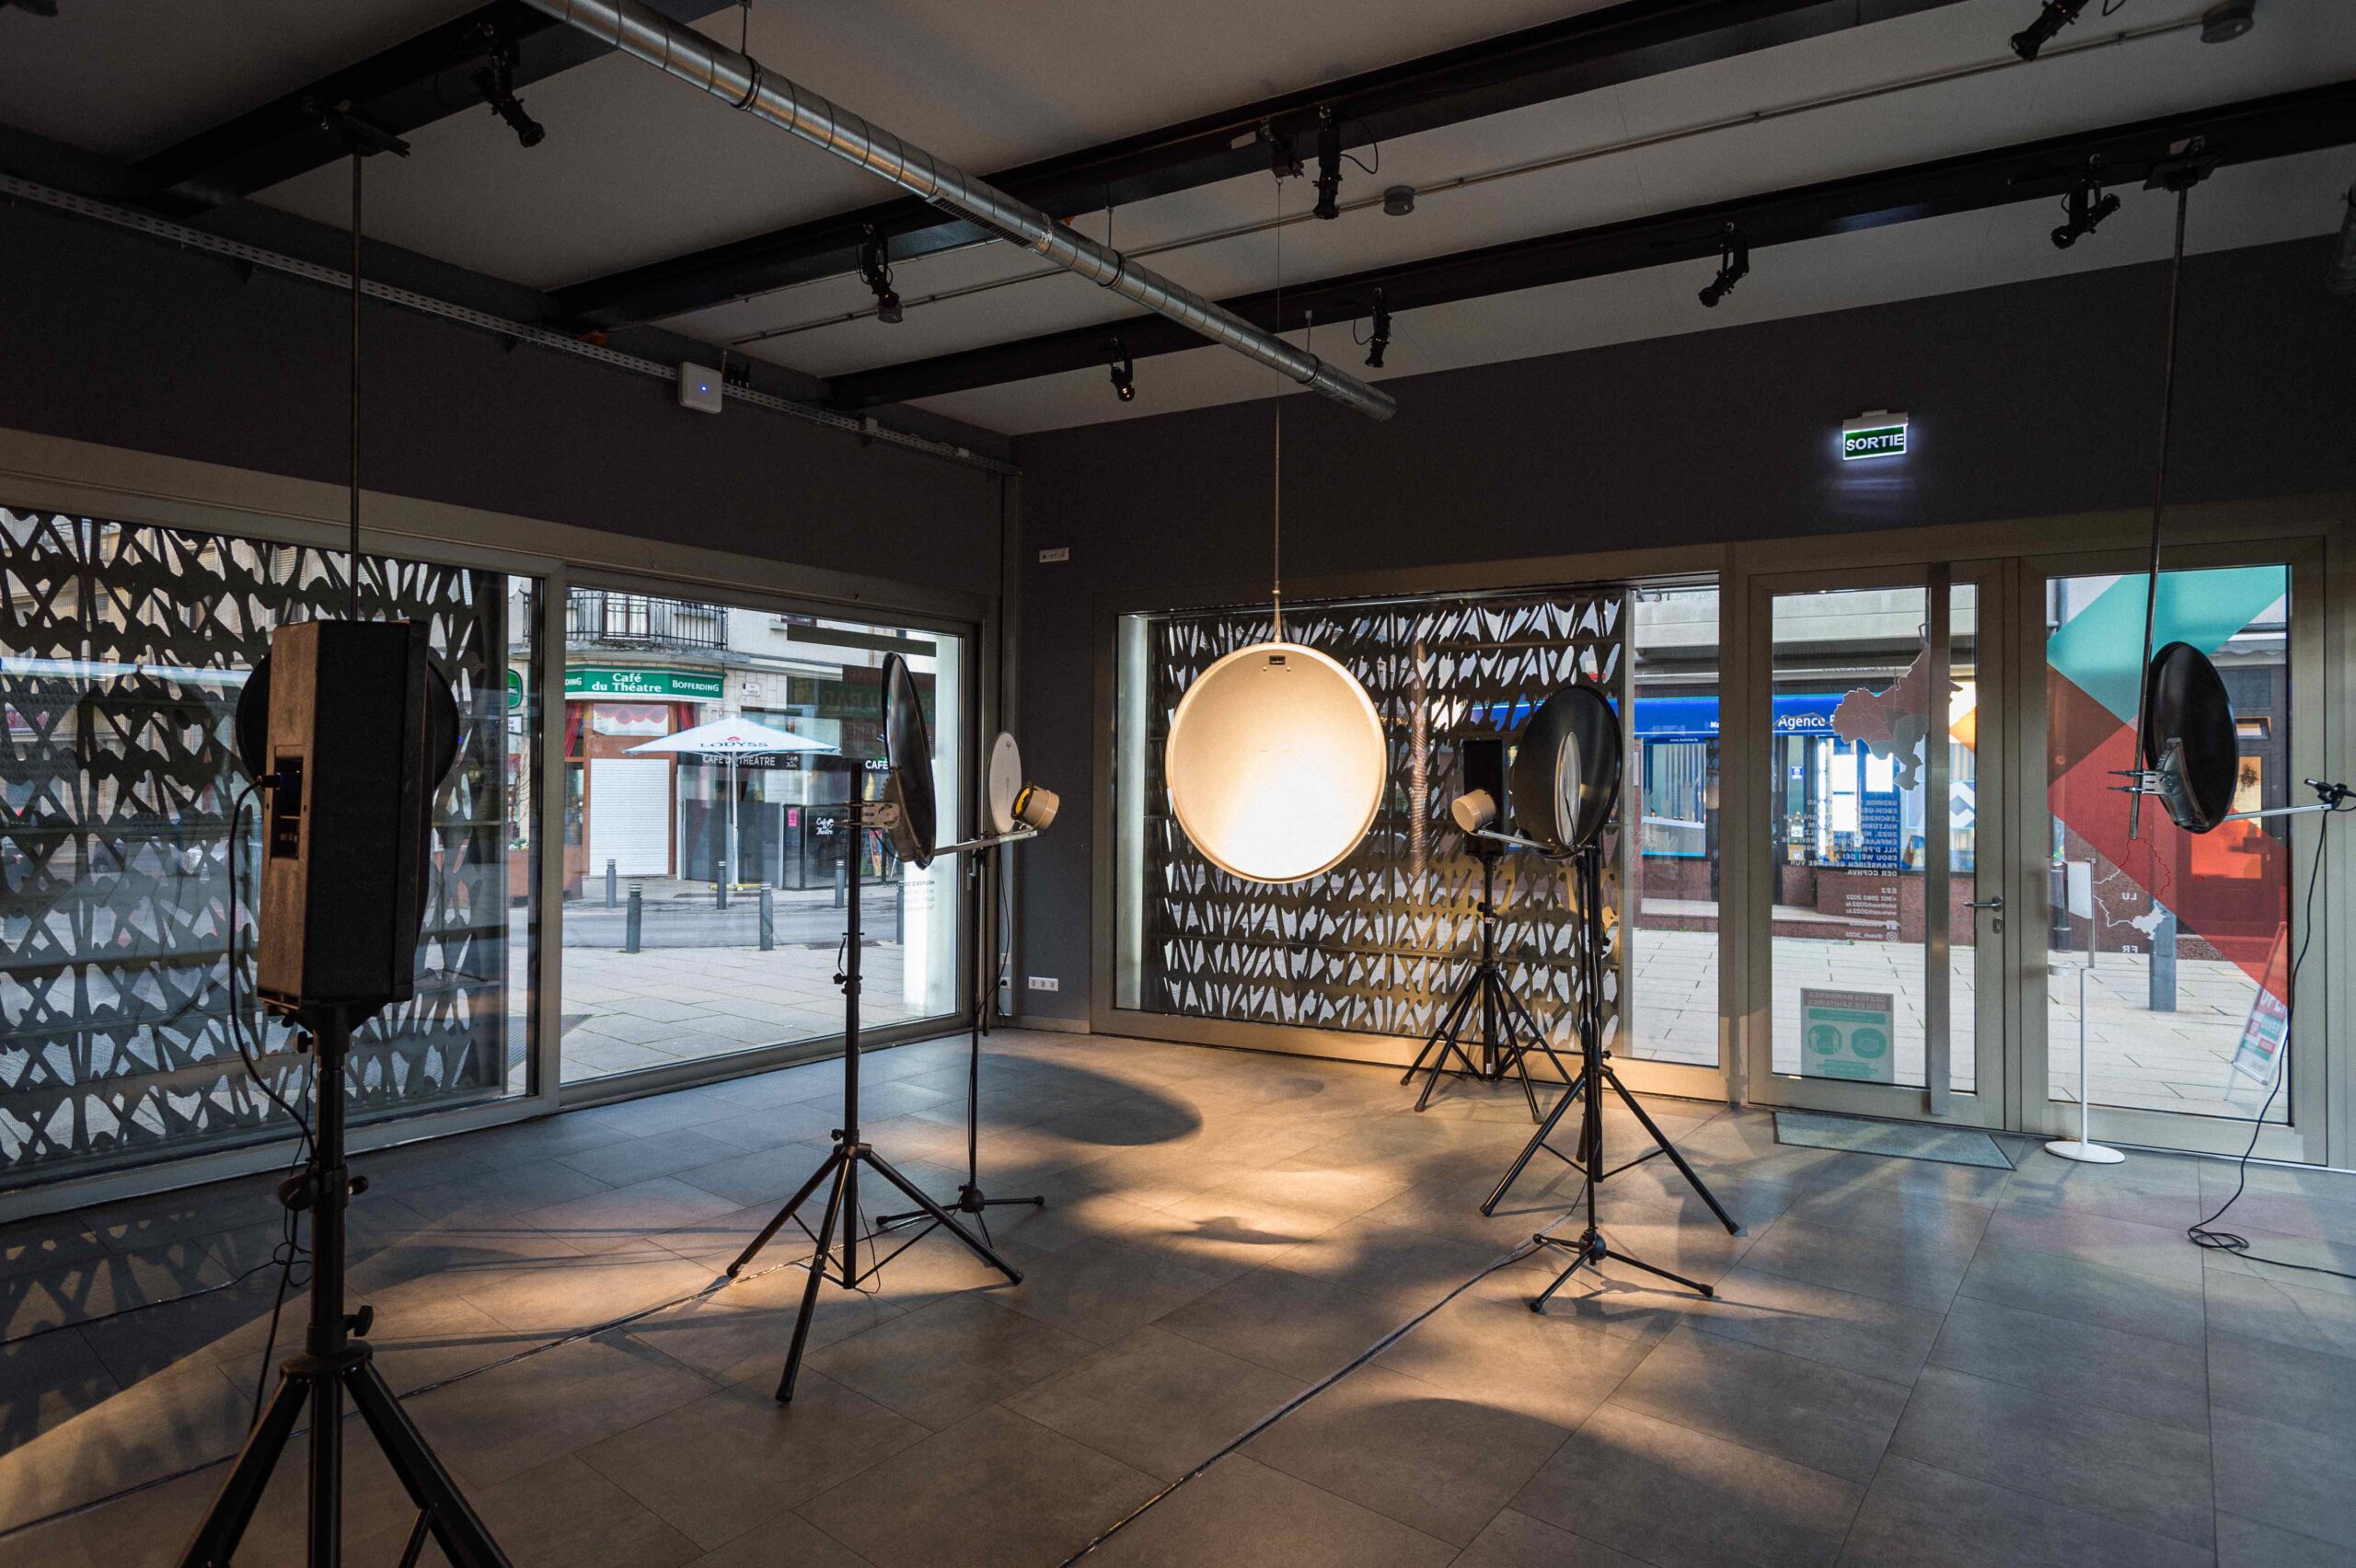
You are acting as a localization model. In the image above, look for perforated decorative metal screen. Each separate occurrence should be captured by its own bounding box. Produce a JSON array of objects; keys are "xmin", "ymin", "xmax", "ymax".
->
[
  {"xmin": 1134, "ymin": 588, "xmax": 1627, "ymax": 1048},
  {"xmin": 0, "ymin": 510, "xmax": 534, "ymax": 1186}
]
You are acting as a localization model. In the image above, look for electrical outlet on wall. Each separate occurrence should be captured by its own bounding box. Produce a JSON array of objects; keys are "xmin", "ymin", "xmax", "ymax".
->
[{"xmin": 1027, "ymin": 976, "xmax": 1060, "ymax": 992}]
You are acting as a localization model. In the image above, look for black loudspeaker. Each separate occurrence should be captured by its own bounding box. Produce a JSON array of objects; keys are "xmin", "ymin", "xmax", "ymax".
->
[{"xmin": 237, "ymin": 620, "xmax": 459, "ymax": 1017}]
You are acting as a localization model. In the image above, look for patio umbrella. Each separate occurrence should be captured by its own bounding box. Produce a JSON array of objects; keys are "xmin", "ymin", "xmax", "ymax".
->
[{"xmin": 627, "ymin": 716, "xmax": 833, "ymax": 889}]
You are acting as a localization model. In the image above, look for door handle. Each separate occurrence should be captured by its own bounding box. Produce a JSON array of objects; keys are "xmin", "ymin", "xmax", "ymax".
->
[{"xmin": 1966, "ymin": 896, "xmax": 2004, "ymax": 909}]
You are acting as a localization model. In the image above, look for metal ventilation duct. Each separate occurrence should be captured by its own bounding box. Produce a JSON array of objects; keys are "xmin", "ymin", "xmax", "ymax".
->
[{"xmin": 515, "ymin": 0, "xmax": 1396, "ymax": 421}]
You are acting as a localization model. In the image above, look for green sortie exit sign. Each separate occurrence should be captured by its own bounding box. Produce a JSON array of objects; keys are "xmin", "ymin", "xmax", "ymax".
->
[{"xmin": 1842, "ymin": 410, "xmax": 1909, "ymax": 460}]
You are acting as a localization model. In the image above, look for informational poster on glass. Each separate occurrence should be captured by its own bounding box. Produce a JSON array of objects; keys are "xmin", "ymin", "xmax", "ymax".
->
[{"xmin": 1799, "ymin": 987, "xmax": 1899, "ymax": 1083}]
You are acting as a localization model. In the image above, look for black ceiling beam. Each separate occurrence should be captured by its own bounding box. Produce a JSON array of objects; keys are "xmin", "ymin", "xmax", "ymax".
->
[
  {"xmin": 824, "ymin": 79, "xmax": 2356, "ymax": 410},
  {"xmin": 552, "ymin": 0, "xmax": 1969, "ymax": 329},
  {"xmin": 133, "ymin": 0, "xmax": 733, "ymax": 213}
]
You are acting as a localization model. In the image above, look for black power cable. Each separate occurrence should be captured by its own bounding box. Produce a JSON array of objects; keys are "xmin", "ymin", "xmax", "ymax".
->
[{"xmin": 2186, "ymin": 804, "xmax": 2356, "ymax": 1282}]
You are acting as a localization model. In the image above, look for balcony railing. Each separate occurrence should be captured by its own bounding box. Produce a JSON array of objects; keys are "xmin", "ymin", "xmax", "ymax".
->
[{"xmin": 567, "ymin": 590, "xmax": 728, "ymax": 651}]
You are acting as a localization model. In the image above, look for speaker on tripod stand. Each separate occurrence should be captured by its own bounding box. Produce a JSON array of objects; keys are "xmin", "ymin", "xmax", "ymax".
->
[
  {"xmin": 184, "ymin": 618, "xmax": 512, "ymax": 1568},
  {"xmin": 1464, "ymin": 683, "xmax": 1738, "ymax": 1310}
]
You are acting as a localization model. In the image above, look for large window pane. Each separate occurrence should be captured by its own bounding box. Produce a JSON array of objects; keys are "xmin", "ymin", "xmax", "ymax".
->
[
  {"xmin": 559, "ymin": 593, "xmax": 963, "ymax": 1085},
  {"xmin": 2044, "ymin": 567, "xmax": 2291, "ymax": 1122},
  {"xmin": 1626, "ymin": 585, "xmax": 1721, "ymax": 1065},
  {"xmin": 0, "ymin": 511, "xmax": 538, "ymax": 1188}
]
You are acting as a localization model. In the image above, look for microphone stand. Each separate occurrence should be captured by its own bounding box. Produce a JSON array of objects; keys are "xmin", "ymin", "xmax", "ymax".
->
[{"xmin": 876, "ymin": 825, "xmax": 1045, "ymax": 1238}]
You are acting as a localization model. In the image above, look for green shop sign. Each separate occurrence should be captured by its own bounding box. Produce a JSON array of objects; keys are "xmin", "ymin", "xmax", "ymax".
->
[{"xmin": 565, "ymin": 665, "xmax": 724, "ymax": 702}]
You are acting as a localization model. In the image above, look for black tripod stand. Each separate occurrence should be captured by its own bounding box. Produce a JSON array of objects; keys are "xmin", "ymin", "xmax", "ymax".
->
[
  {"xmin": 876, "ymin": 832, "xmax": 1045, "ymax": 1239},
  {"xmin": 1401, "ymin": 847, "xmax": 1569, "ymax": 1119},
  {"xmin": 726, "ymin": 799, "xmax": 1022, "ymax": 1403},
  {"xmin": 179, "ymin": 1008, "xmax": 511, "ymax": 1568},
  {"xmin": 1485, "ymin": 843, "xmax": 1738, "ymax": 1310}
]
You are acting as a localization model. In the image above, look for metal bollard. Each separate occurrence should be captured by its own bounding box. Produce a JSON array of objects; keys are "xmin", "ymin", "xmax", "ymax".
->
[
  {"xmin": 605, "ymin": 858, "xmax": 618, "ymax": 908},
  {"xmin": 2149, "ymin": 908, "xmax": 2177, "ymax": 1013},
  {"xmin": 834, "ymin": 857, "xmax": 847, "ymax": 909},
  {"xmin": 625, "ymin": 883, "xmax": 642, "ymax": 953},
  {"xmin": 895, "ymin": 871, "xmax": 906, "ymax": 944},
  {"xmin": 716, "ymin": 847, "xmax": 730, "ymax": 910},
  {"xmin": 759, "ymin": 886, "xmax": 774, "ymax": 951}
]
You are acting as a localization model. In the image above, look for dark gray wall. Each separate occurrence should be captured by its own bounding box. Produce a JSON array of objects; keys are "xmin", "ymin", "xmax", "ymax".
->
[
  {"xmin": 0, "ymin": 200, "xmax": 1005, "ymax": 595},
  {"xmin": 1010, "ymin": 234, "xmax": 2356, "ymax": 1027}
]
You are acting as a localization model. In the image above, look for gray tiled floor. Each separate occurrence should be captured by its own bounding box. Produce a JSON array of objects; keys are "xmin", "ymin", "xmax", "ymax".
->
[{"xmin": 4, "ymin": 1029, "xmax": 2353, "ymax": 1567}]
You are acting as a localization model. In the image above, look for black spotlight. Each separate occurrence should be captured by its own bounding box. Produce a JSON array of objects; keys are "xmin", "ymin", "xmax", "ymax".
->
[
  {"xmin": 2328, "ymin": 185, "xmax": 2356, "ymax": 295},
  {"xmin": 2200, "ymin": 0, "xmax": 2256, "ymax": 42},
  {"xmin": 1106, "ymin": 337, "xmax": 1135, "ymax": 401},
  {"xmin": 471, "ymin": 26, "xmax": 545, "ymax": 148},
  {"xmin": 2052, "ymin": 179, "xmax": 2121, "ymax": 248},
  {"xmin": 860, "ymin": 228, "xmax": 903, "ymax": 324},
  {"xmin": 1312, "ymin": 115, "xmax": 1344, "ymax": 221},
  {"xmin": 2011, "ymin": 0, "xmax": 2091, "ymax": 60},
  {"xmin": 1364, "ymin": 289, "xmax": 1392, "ymax": 370},
  {"xmin": 1698, "ymin": 223, "xmax": 1749, "ymax": 307}
]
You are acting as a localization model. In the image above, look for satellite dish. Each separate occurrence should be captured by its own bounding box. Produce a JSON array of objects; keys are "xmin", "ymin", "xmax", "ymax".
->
[
  {"xmin": 881, "ymin": 651, "xmax": 936, "ymax": 868},
  {"xmin": 1164, "ymin": 640, "xmax": 1385, "ymax": 884},
  {"xmin": 2142, "ymin": 640, "xmax": 2239, "ymax": 835},
  {"xmin": 1508, "ymin": 684, "xmax": 1621, "ymax": 856}
]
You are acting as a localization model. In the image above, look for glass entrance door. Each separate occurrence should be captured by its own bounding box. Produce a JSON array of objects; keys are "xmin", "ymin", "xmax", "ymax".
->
[
  {"xmin": 2023, "ymin": 550, "xmax": 2325, "ymax": 1161},
  {"xmin": 1744, "ymin": 565, "xmax": 2008, "ymax": 1128}
]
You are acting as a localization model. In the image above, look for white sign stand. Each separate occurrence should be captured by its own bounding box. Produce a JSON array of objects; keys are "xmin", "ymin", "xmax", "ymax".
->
[{"xmin": 2048, "ymin": 962, "xmax": 2126, "ymax": 1164}]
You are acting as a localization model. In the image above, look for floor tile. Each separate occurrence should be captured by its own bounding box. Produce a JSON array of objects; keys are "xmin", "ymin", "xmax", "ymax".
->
[
  {"xmin": 1242, "ymin": 1363, "xmax": 1567, "ymax": 1546},
  {"xmin": 1152, "ymin": 1262, "xmax": 1419, "ymax": 1384},
  {"xmin": 578, "ymin": 1370, "xmax": 926, "ymax": 1548},
  {"xmin": 1371, "ymin": 1265, "xmax": 1649, "ymax": 1429},
  {"xmin": 1449, "ymin": 1509, "xmax": 1648, "ymax": 1568},
  {"xmin": 677, "ymin": 1510, "xmax": 873, "ymax": 1568},
  {"xmin": 405, "ymin": 1332, "xmax": 718, "ymax": 1487},
  {"xmin": 1611, "ymin": 1322, "xmax": 1910, "ymax": 1483},
  {"xmin": 1681, "ymin": 1266, "xmax": 1946, "ymax": 1385},
  {"xmin": 1512, "ymin": 1402, "xmax": 1863, "ymax": 1568},
  {"xmin": 795, "ymin": 1405, "xmax": 1158, "ymax": 1568},
  {"xmin": 989, "ymin": 1235, "xmax": 1222, "ymax": 1344},
  {"xmin": 2215, "ymin": 1511, "xmax": 2356, "ymax": 1568},
  {"xmin": 1739, "ymin": 1214, "xmax": 1969, "ymax": 1312},
  {"xmin": 1956, "ymin": 1241, "xmax": 2207, "ymax": 1348},
  {"xmin": 2204, "ymin": 1266, "xmax": 2356, "ymax": 1361},
  {"xmin": 1005, "ymin": 1324, "xmax": 1306, "ymax": 1482},
  {"xmin": 1929, "ymin": 1294, "xmax": 2208, "ymax": 1433},
  {"xmin": 1838, "ymin": 1453, "xmax": 2212, "ymax": 1568},
  {"xmin": 556, "ymin": 1131, "xmax": 747, "ymax": 1189},
  {"xmin": 517, "ymin": 1178, "xmax": 742, "ymax": 1252},
  {"xmin": 372, "ymin": 1452, "xmax": 704, "ymax": 1568},
  {"xmin": 2213, "ymin": 1406, "xmax": 2356, "ymax": 1549},
  {"xmin": 805, "ymin": 1293, "xmax": 1091, "ymax": 1430},
  {"xmin": 1889, "ymin": 1366, "xmax": 2213, "ymax": 1549},
  {"xmin": 2211, "ymin": 1329, "xmax": 2356, "ymax": 1442},
  {"xmin": 1080, "ymin": 1455, "xmax": 1456, "ymax": 1568}
]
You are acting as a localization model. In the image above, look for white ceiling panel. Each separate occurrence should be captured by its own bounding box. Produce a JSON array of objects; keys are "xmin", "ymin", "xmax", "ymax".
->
[{"xmin": 0, "ymin": 0, "xmax": 479, "ymax": 161}]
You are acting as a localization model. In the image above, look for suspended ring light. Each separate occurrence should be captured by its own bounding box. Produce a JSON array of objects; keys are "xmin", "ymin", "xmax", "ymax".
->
[{"xmin": 1165, "ymin": 641, "xmax": 1385, "ymax": 883}]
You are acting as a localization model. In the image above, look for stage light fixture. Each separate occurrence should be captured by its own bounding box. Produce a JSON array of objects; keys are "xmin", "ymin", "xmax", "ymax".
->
[
  {"xmin": 1698, "ymin": 224, "xmax": 1748, "ymax": 308},
  {"xmin": 2010, "ymin": 0, "xmax": 2091, "ymax": 60},
  {"xmin": 1164, "ymin": 641, "xmax": 1385, "ymax": 883},
  {"xmin": 2200, "ymin": 0, "xmax": 2256, "ymax": 42},
  {"xmin": 860, "ymin": 228, "xmax": 903, "ymax": 324},
  {"xmin": 471, "ymin": 26, "xmax": 546, "ymax": 148},
  {"xmin": 1365, "ymin": 290, "xmax": 1392, "ymax": 369},
  {"xmin": 2329, "ymin": 185, "xmax": 2356, "ymax": 294},
  {"xmin": 2052, "ymin": 178, "xmax": 2121, "ymax": 248},
  {"xmin": 1107, "ymin": 337, "xmax": 1135, "ymax": 401},
  {"xmin": 985, "ymin": 732, "xmax": 1059, "ymax": 835},
  {"xmin": 1312, "ymin": 116, "xmax": 1344, "ymax": 221}
]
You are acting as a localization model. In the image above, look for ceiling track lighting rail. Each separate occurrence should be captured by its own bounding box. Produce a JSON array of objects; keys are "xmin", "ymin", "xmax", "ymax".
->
[
  {"xmin": 514, "ymin": 0, "xmax": 1392, "ymax": 421},
  {"xmin": 825, "ymin": 78, "xmax": 2356, "ymax": 410},
  {"xmin": 0, "ymin": 171, "xmax": 1015, "ymax": 477},
  {"xmin": 133, "ymin": 1, "xmax": 736, "ymax": 213},
  {"xmin": 550, "ymin": 0, "xmax": 1976, "ymax": 327}
]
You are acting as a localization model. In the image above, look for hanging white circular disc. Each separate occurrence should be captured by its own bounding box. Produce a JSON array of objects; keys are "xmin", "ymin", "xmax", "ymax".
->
[
  {"xmin": 987, "ymin": 732, "xmax": 1023, "ymax": 836},
  {"xmin": 1164, "ymin": 640, "xmax": 1385, "ymax": 884}
]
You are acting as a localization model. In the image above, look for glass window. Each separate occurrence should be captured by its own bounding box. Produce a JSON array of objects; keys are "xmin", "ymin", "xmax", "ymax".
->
[
  {"xmin": 2044, "ymin": 567, "xmax": 2292, "ymax": 1122},
  {"xmin": 0, "ymin": 511, "xmax": 540, "ymax": 1188},
  {"xmin": 1626, "ymin": 585, "xmax": 1721, "ymax": 1066},
  {"xmin": 558, "ymin": 591, "xmax": 964, "ymax": 1086}
]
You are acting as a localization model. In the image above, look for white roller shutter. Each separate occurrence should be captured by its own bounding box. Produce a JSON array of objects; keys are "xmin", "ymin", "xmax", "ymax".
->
[{"xmin": 588, "ymin": 758, "xmax": 672, "ymax": 876}]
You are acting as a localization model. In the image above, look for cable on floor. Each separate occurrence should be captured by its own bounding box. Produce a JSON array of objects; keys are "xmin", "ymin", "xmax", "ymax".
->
[{"xmin": 2187, "ymin": 807, "xmax": 2356, "ymax": 1283}]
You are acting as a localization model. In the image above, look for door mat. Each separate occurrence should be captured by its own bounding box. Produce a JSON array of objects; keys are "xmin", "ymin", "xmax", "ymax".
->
[{"xmin": 1774, "ymin": 1109, "xmax": 2014, "ymax": 1170}]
